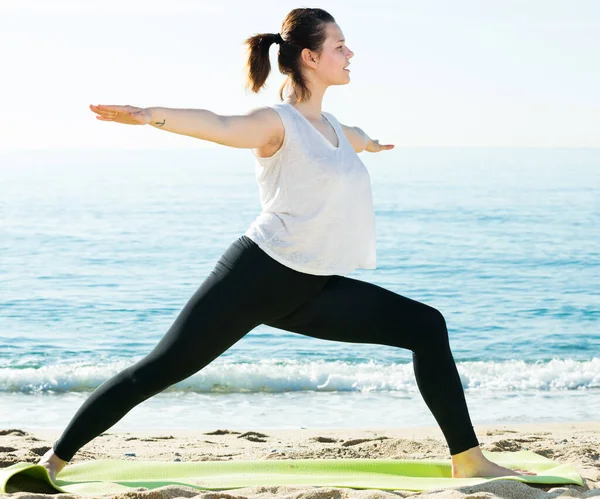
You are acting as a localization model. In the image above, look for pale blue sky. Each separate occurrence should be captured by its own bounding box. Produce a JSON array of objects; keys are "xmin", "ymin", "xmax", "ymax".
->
[{"xmin": 1, "ymin": 0, "xmax": 599, "ymax": 150}]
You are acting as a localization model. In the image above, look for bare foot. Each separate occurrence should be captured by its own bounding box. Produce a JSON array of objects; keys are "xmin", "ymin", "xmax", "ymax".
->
[
  {"xmin": 453, "ymin": 460, "xmax": 537, "ymax": 478},
  {"xmin": 37, "ymin": 448, "xmax": 68, "ymax": 482},
  {"xmin": 451, "ymin": 445, "xmax": 537, "ymax": 478}
]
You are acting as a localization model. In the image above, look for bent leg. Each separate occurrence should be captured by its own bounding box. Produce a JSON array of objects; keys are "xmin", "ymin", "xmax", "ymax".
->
[{"xmin": 265, "ymin": 275, "xmax": 479, "ymax": 456}]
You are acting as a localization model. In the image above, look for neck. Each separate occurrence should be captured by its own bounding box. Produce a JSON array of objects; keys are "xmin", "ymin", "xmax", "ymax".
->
[{"xmin": 283, "ymin": 82, "xmax": 327, "ymax": 121}]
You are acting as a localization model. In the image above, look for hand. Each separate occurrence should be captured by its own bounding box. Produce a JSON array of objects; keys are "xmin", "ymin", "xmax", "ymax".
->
[
  {"xmin": 90, "ymin": 104, "xmax": 151, "ymax": 125},
  {"xmin": 366, "ymin": 138, "xmax": 394, "ymax": 153}
]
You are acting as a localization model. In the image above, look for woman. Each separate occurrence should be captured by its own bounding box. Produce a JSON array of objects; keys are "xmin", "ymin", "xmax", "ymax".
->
[{"xmin": 39, "ymin": 7, "xmax": 531, "ymax": 481}]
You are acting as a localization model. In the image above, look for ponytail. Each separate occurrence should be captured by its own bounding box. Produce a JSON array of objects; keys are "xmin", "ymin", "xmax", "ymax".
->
[{"xmin": 243, "ymin": 33, "xmax": 282, "ymax": 94}]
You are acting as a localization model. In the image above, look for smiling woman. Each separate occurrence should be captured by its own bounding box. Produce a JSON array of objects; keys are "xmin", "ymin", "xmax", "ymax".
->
[
  {"xmin": 39, "ymin": 6, "xmax": 531, "ymax": 484},
  {"xmin": 243, "ymin": 9, "xmax": 353, "ymax": 103}
]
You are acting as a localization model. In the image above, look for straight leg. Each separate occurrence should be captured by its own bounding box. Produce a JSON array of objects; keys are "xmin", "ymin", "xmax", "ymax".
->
[
  {"xmin": 52, "ymin": 270, "xmax": 259, "ymax": 461},
  {"xmin": 51, "ymin": 236, "xmax": 331, "ymax": 462}
]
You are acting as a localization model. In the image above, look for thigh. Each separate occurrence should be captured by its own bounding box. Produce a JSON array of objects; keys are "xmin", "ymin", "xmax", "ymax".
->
[
  {"xmin": 265, "ymin": 275, "xmax": 446, "ymax": 352},
  {"xmin": 138, "ymin": 236, "xmax": 332, "ymax": 380}
]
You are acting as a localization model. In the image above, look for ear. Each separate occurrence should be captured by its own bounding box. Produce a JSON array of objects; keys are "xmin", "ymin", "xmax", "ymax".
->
[{"xmin": 300, "ymin": 48, "xmax": 319, "ymax": 69}]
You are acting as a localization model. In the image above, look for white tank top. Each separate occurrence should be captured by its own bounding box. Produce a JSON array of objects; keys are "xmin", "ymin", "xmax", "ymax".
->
[{"xmin": 243, "ymin": 102, "xmax": 376, "ymax": 276}]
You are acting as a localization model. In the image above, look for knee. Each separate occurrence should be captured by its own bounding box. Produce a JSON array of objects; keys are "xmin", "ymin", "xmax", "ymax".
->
[
  {"xmin": 430, "ymin": 307, "xmax": 448, "ymax": 335},
  {"xmin": 415, "ymin": 307, "xmax": 450, "ymax": 350}
]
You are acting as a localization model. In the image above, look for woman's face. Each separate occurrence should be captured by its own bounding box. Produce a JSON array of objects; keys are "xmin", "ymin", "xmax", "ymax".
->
[{"xmin": 305, "ymin": 23, "xmax": 354, "ymax": 86}]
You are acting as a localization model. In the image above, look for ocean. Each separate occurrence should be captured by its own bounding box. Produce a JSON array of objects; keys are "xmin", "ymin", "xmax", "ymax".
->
[{"xmin": 1, "ymin": 147, "xmax": 598, "ymax": 433}]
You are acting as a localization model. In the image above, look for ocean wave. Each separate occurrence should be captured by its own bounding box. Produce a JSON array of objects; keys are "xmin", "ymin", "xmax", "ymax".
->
[{"xmin": 1, "ymin": 357, "xmax": 599, "ymax": 394}]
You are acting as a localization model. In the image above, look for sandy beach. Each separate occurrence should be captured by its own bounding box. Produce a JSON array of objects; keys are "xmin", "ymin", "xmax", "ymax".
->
[{"xmin": 1, "ymin": 421, "xmax": 598, "ymax": 498}]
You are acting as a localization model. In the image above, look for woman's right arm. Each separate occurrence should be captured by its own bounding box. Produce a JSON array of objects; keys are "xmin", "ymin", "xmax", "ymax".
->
[
  {"xmin": 90, "ymin": 104, "xmax": 282, "ymax": 150},
  {"xmin": 147, "ymin": 106, "xmax": 282, "ymax": 149}
]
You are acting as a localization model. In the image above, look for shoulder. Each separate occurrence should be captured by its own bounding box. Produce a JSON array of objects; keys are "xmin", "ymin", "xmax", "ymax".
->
[
  {"xmin": 248, "ymin": 105, "xmax": 287, "ymax": 159},
  {"xmin": 249, "ymin": 104, "xmax": 292, "ymax": 133},
  {"xmin": 245, "ymin": 105, "xmax": 284, "ymax": 122},
  {"xmin": 242, "ymin": 105, "xmax": 286, "ymax": 137}
]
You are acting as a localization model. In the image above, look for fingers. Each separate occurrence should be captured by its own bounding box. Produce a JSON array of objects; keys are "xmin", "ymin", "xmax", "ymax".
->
[
  {"xmin": 368, "ymin": 142, "xmax": 395, "ymax": 153},
  {"xmin": 90, "ymin": 104, "xmax": 126, "ymax": 116},
  {"xmin": 375, "ymin": 140, "xmax": 394, "ymax": 150},
  {"xmin": 95, "ymin": 104, "xmax": 123, "ymax": 111},
  {"xmin": 90, "ymin": 104, "xmax": 115, "ymax": 116},
  {"xmin": 372, "ymin": 140, "xmax": 395, "ymax": 151},
  {"xmin": 90, "ymin": 104, "xmax": 118, "ymax": 111},
  {"xmin": 90, "ymin": 104, "xmax": 122, "ymax": 122}
]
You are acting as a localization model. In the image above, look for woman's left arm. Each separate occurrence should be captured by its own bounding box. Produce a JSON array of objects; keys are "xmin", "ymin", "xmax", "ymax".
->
[{"xmin": 341, "ymin": 124, "xmax": 395, "ymax": 153}]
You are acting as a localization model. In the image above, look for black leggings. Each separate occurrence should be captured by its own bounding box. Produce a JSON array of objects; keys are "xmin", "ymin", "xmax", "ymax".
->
[{"xmin": 53, "ymin": 235, "xmax": 479, "ymax": 461}]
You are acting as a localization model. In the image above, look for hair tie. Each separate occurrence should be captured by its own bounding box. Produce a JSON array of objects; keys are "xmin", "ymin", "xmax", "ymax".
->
[{"xmin": 273, "ymin": 33, "xmax": 284, "ymax": 45}]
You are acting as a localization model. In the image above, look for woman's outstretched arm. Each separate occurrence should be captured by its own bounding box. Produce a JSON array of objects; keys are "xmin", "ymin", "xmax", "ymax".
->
[
  {"xmin": 89, "ymin": 104, "xmax": 282, "ymax": 150},
  {"xmin": 340, "ymin": 123, "xmax": 395, "ymax": 153}
]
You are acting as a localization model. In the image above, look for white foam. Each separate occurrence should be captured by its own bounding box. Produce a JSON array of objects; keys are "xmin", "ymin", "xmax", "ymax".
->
[{"xmin": 1, "ymin": 357, "xmax": 599, "ymax": 394}]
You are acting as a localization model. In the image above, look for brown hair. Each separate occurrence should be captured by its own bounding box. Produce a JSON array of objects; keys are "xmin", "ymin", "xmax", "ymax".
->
[{"xmin": 243, "ymin": 8, "xmax": 335, "ymax": 103}]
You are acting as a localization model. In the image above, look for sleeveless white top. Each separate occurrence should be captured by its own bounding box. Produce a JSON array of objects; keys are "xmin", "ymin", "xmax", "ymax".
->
[{"xmin": 243, "ymin": 102, "xmax": 376, "ymax": 276}]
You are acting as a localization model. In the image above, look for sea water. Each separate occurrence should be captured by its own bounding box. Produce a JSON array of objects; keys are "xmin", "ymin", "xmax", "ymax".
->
[{"xmin": 1, "ymin": 147, "xmax": 598, "ymax": 432}]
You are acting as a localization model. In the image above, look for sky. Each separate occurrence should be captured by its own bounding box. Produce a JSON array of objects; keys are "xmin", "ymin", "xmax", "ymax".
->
[{"xmin": 1, "ymin": 0, "xmax": 599, "ymax": 150}]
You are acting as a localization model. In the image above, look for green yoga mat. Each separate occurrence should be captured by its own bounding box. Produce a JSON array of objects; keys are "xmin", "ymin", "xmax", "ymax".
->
[{"xmin": 0, "ymin": 450, "xmax": 584, "ymax": 495}]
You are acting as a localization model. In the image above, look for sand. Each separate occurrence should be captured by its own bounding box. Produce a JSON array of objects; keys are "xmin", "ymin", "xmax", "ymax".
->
[{"xmin": 1, "ymin": 421, "xmax": 599, "ymax": 498}]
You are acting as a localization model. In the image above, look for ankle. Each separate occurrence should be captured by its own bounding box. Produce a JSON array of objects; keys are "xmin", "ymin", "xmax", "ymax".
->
[
  {"xmin": 51, "ymin": 452, "xmax": 67, "ymax": 465},
  {"xmin": 451, "ymin": 445, "xmax": 486, "ymax": 468},
  {"xmin": 40, "ymin": 448, "xmax": 68, "ymax": 467}
]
